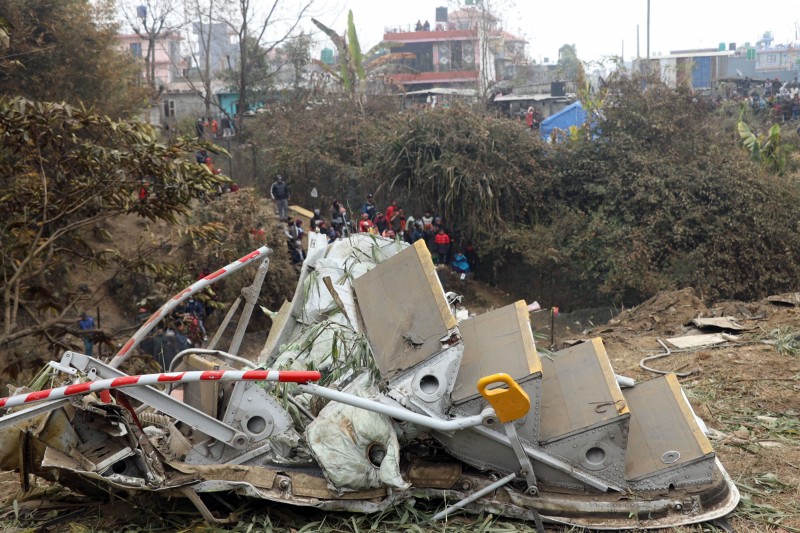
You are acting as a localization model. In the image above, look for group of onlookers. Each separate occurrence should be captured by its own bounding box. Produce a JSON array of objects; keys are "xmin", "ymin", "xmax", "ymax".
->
[
  {"xmin": 267, "ymin": 175, "xmax": 478, "ymax": 272},
  {"xmin": 309, "ymin": 193, "xmax": 475, "ymax": 273}
]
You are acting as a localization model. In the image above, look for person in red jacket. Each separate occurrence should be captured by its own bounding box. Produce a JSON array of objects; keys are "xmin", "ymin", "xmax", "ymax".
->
[
  {"xmin": 385, "ymin": 200, "xmax": 398, "ymax": 224},
  {"xmin": 358, "ymin": 213, "xmax": 375, "ymax": 233},
  {"xmin": 434, "ymin": 228, "xmax": 450, "ymax": 264}
]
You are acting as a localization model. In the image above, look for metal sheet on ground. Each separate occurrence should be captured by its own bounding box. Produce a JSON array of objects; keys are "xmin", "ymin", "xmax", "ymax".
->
[
  {"xmin": 665, "ymin": 333, "xmax": 737, "ymax": 349},
  {"xmin": 689, "ymin": 317, "xmax": 747, "ymax": 331}
]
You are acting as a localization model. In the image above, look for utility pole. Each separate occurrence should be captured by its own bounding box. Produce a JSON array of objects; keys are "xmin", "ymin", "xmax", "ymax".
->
[
  {"xmin": 637, "ymin": 24, "xmax": 640, "ymax": 58},
  {"xmin": 646, "ymin": 0, "xmax": 651, "ymax": 59}
]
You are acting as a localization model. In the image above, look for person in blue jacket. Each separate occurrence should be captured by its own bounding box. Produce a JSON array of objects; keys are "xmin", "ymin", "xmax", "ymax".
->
[
  {"xmin": 78, "ymin": 312, "xmax": 95, "ymax": 356},
  {"xmin": 451, "ymin": 251, "xmax": 471, "ymax": 274}
]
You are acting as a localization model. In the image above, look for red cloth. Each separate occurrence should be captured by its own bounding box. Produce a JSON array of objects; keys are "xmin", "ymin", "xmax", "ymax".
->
[
  {"xmin": 434, "ymin": 232, "xmax": 450, "ymax": 245},
  {"xmin": 358, "ymin": 219, "xmax": 374, "ymax": 233},
  {"xmin": 385, "ymin": 205, "xmax": 397, "ymax": 223}
]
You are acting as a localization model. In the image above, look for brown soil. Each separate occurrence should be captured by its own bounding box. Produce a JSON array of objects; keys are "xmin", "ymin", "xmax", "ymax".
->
[{"xmin": 583, "ymin": 288, "xmax": 800, "ymax": 532}]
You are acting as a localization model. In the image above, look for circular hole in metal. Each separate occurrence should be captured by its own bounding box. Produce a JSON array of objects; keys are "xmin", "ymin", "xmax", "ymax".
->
[
  {"xmin": 585, "ymin": 446, "xmax": 606, "ymax": 466},
  {"xmin": 111, "ymin": 460, "xmax": 127, "ymax": 474},
  {"xmin": 247, "ymin": 415, "xmax": 267, "ymax": 434},
  {"xmin": 367, "ymin": 442, "xmax": 386, "ymax": 467},
  {"xmin": 419, "ymin": 374, "xmax": 439, "ymax": 395},
  {"xmin": 661, "ymin": 451, "xmax": 680, "ymax": 464}
]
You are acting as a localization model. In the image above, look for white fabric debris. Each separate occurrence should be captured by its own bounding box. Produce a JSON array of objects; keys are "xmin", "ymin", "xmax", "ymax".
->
[{"xmin": 306, "ymin": 375, "xmax": 409, "ymax": 492}]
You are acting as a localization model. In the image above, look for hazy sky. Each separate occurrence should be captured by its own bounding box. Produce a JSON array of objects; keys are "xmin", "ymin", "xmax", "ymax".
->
[{"xmin": 313, "ymin": 0, "xmax": 799, "ymax": 64}]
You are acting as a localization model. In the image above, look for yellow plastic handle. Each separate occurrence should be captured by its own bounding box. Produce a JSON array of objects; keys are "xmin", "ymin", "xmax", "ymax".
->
[{"xmin": 476, "ymin": 373, "xmax": 531, "ymax": 424}]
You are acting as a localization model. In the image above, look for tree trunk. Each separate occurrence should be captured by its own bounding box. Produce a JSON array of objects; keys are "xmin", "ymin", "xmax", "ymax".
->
[
  {"xmin": 148, "ymin": 35, "xmax": 157, "ymax": 87},
  {"xmin": 202, "ymin": 3, "xmax": 213, "ymax": 120},
  {"xmin": 238, "ymin": 22, "xmax": 247, "ymax": 136}
]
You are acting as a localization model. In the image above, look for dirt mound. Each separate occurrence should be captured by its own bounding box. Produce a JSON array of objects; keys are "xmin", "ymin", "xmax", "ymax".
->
[{"xmin": 603, "ymin": 287, "xmax": 707, "ymax": 337}]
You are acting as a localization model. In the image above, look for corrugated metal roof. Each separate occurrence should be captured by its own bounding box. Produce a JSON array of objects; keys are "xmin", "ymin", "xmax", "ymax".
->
[
  {"xmin": 660, "ymin": 50, "xmax": 735, "ymax": 59},
  {"xmin": 493, "ymin": 94, "xmax": 574, "ymax": 102},
  {"xmin": 403, "ymin": 88, "xmax": 478, "ymax": 96}
]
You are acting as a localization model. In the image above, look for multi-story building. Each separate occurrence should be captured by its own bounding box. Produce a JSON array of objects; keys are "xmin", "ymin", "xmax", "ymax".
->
[
  {"xmin": 383, "ymin": 7, "xmax": 527, "ymax": 92},
  {"xmin": 117, "ymin": 32, "xmax": 186, "ymax": 87},
  {"xmin": 755, "ymin": 45, "xmax": 800, "ymax": 80},
  {"xmin": 633, "ymin": 37, "xmax": 800, "ymax": 93},
  {"xmin": 192, "ymin": 22, "xmax": 238, "ymax": 75}
]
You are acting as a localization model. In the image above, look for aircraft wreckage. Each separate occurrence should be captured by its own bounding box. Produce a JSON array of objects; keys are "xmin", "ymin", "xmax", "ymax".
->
[{"xmin": 0, "ymin": 234, "xmax": 739, "ymax": 529}]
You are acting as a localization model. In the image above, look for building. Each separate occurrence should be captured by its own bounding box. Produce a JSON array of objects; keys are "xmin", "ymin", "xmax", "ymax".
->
[
  {"xmin": 117, "ymin": 32, "xmax": 186, "ymax": 87},
  {"xmin": 755, "ymin": 45, "xmax": 800, "ymax": 81},
  {"xmin": 634, "ymin": 38, "xmax": 800, "ymax": 93},
  {"xmin": 192, "ymin": 22, "xmax": 238, "ymax": 75},
  {"xmin": 383, "ymin": 7, "xmax": 527, "ymax": 93}
]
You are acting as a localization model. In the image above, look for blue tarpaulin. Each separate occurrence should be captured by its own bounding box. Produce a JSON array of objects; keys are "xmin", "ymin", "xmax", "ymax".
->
[{"xmin": 540, "ymin": 101, "xmax": 587, "ymax": 141}]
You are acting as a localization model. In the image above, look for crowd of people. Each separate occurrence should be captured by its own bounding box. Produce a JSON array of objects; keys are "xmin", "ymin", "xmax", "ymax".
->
[
  {"xmin": 276, "ymin": 189, "xmax": 477, "ymax": 274},
  {"xmin": 196, "ymin": 115, "xmax": 234, "ymax": 139},
  {"xmin": 718, "ymin": 78, "xmax": 800, "ymax": 121}
]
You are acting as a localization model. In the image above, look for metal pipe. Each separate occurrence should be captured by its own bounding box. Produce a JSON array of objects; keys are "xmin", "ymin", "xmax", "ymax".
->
[
  {"xmin": 0, "ymin": 399, "xmax": 69, "ymax": 430},
  {"xmin": 639, "ymin": 339, "xmax": 693, "ymax": 377},
  {"xmin": 647, "ymin": 0, "xmax": 651, "ymax": 60},
  {"xmin": 432, "ymin": 471, "xmax": 517, "ymax": 521},
  {"xmin": 0, "ymin": 369, "xmax": 321, "ymax": 409},
  {"xmin": 108, "ymin": 246, "xmax": 271, "ymax": 369},
  {"xmin": 207, "ymin": 296, "xmax": 242, "ymax": 350},
  {"xmin": 298, "ymin": 383, "xmax": 494, "ymax": 432}
]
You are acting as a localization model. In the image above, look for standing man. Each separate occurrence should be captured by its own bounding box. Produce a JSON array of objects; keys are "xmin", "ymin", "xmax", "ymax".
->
[
  {"xmin": 270, "ymin": 175, "xmax": 290, "ymax": 222},
  {"xmin": 221, "ymin": 115, "xmax": 233, "ymax": 138},
  {"xmin": 78, "ymin": 312, "xmax": 95, "ymax": 356},
  {"xmin": 362, "ymin": 193, "xmax": 377, "ymax": 220}
]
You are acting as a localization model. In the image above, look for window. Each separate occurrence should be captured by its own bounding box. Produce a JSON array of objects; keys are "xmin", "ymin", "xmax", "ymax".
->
[
  {"xmin": 451, "ymin": 41, "xmax": 463, "ymax": 69},
  {"xmin": 163, "ymin": 100, "xmax": 175, "ymax": 118},
  {"xmin": 130, "ymin": 42, "xmax": 142, "ymax": 58},
  {"xmin": 766, "ymin": 54, "xmax": 777, "ymax": 64}
]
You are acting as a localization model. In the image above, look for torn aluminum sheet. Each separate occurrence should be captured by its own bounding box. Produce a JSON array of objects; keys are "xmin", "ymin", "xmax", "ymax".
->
[
  {"xmin": 666, "ymin": 333, "xmax": 740, "ymax": 349},
  {"xmin": 689, "ymin": 317, "xmax": 747, "ymax": 331},
  {"xmin": 0, "ymin": 236, "xmax": 740, "ymax": 530},
  {"xmin": 766, "ymin": 292, "xmax": 800, "ymax": 306}
]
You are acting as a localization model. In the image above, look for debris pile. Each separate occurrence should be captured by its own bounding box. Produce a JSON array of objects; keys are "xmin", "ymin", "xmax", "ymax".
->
[{"xmin": 0, "ymin": 235, "xmax": 740, "ymax": 529}]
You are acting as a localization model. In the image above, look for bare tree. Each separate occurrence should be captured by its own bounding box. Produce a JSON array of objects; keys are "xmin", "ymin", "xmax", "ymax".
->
[
  {"xmin": 181, "ymin": 0, "xmax": 237, "ymax": 120},
  {"xmin": 122, "ymin": 0, "xmax": 182, "ymax": 89},
  {"xmin": 220, "ymin": 0, "xmax": 315, "ymax": 134}
]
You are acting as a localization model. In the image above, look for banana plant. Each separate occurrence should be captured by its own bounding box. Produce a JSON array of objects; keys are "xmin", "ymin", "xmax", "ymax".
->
[
  {"xmin": 312, "ymin": 10, "xmax": 415, "ymax": 106},
  {"xmin": 738, "ymin": 118, "xmax": 787, "ymax": 175}
]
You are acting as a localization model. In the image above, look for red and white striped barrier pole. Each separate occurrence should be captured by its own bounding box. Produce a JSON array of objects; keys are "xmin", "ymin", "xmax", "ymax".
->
[
  {"xmin": 109, "ymin": 246, "xmax": 271, "ymax": 370},
  {"xmin": 0, "ymin": 369, "xmax": 321, "ymax": 409}
]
